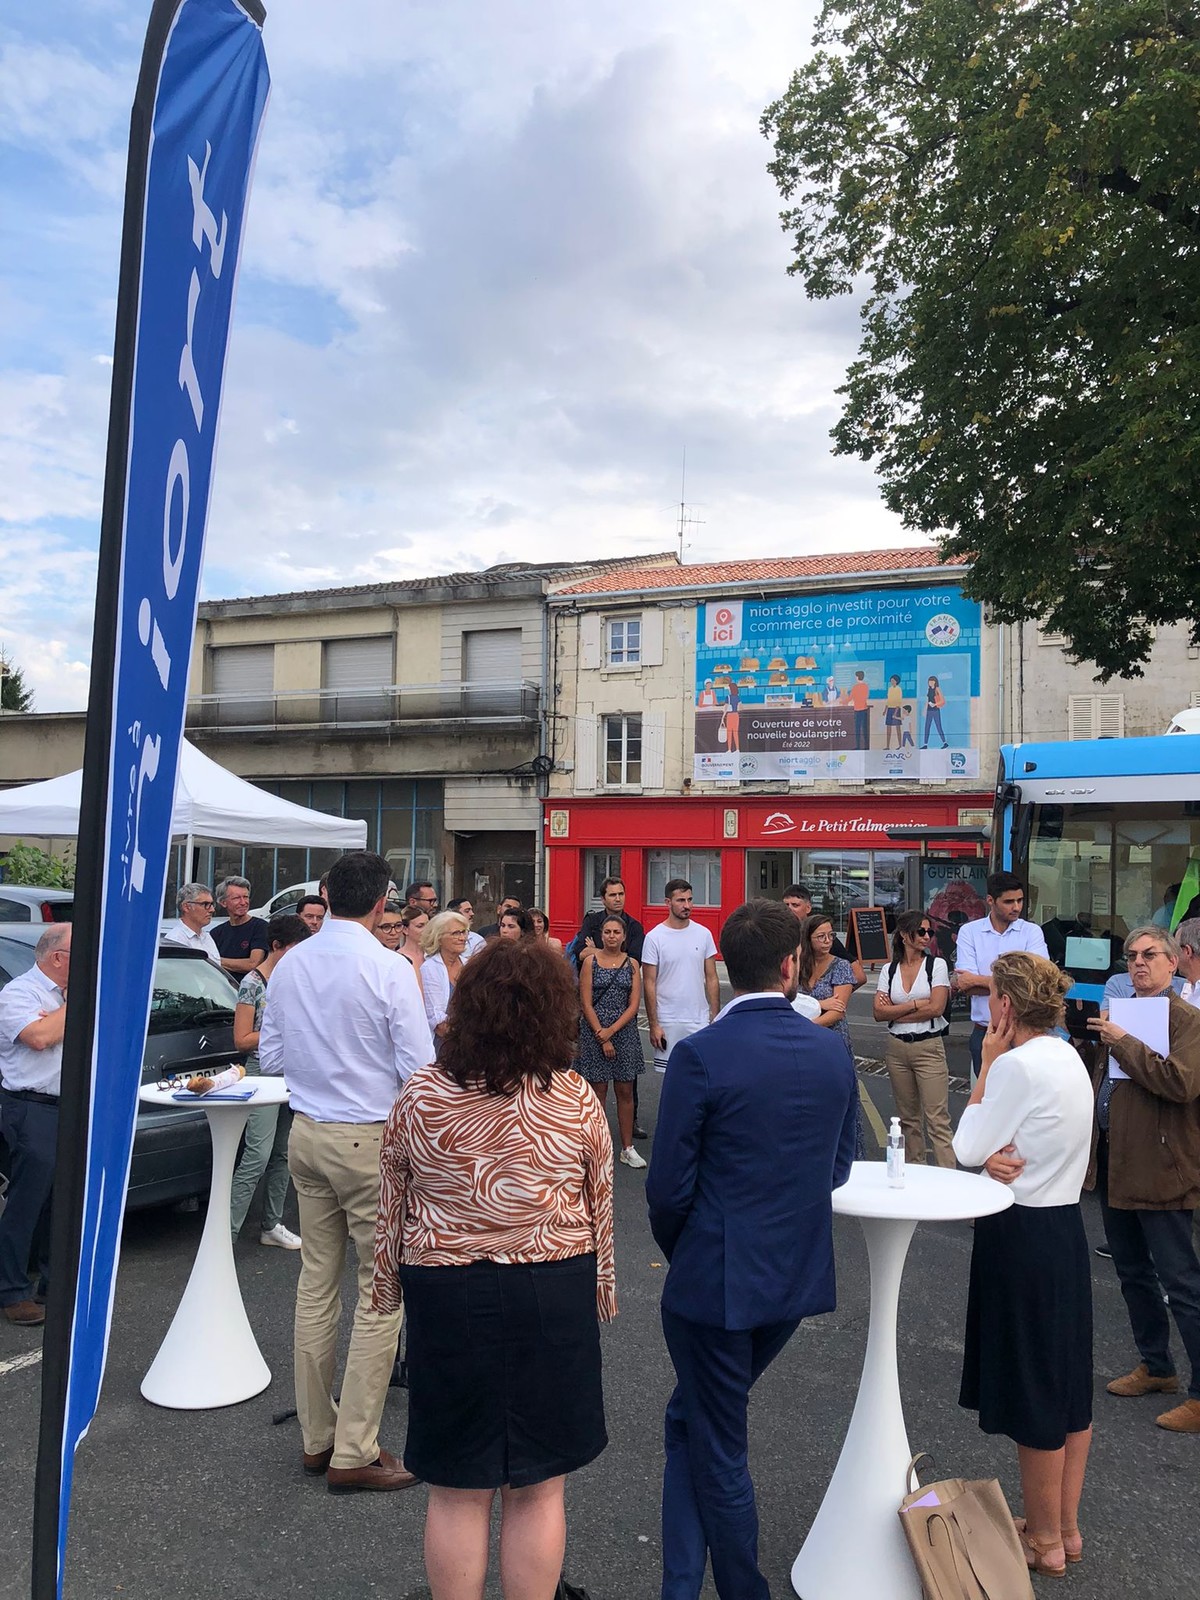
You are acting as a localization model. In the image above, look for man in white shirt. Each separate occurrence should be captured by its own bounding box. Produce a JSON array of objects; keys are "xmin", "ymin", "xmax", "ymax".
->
[
  {"xmin": 0, "ymin": 924, "xmax": 71, "ymax": 1326},
  {"xmin": 260, "ymin": 851, "xmax": 433, "ymax": 1493},
  {"xmin": 1176, "ymin": 919, "xmax": 1200, "ymax": 1009},
  {"xmin": 162, "ymin": 883, "xmax": 221, "ymax": 962},
  {"xmin": 954, "ymin": 871, "xmax": 1048, "ymax": 1082},
  {"xmin": 642, "ymin": 879, "xmax": 720, "ymax": 1072}
]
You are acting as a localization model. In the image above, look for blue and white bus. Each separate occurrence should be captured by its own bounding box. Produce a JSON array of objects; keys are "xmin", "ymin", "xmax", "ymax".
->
[{"xmin": 992, "ymin": 734, "xmax": 1200, "ymax": 996}]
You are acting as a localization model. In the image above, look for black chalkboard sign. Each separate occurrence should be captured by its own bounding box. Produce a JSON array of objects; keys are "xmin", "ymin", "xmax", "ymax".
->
[{"xmin": 850, "ymin": 906, "xmax": 889, "ymax": 965}]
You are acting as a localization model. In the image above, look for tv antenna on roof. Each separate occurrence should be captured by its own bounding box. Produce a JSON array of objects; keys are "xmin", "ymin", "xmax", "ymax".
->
[{"xmin": 675, "ymin": 447, "xmax": 705, "ymax": 560}]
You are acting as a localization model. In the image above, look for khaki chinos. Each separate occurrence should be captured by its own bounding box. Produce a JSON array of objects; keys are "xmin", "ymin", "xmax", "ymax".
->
[
  {"xmin": 883, "ymin": 1030, "xmax": 956, "ymax": 1168},
  {"xmin": 288, "ymin": 1113, "xmax": 403, "ymax": 1468}
]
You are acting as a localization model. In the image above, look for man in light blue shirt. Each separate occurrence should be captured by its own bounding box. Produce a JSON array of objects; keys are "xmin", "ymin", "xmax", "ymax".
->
[{"xmin": 954, "ymin": 871, "xmax": 1049, "ymax": 1082}]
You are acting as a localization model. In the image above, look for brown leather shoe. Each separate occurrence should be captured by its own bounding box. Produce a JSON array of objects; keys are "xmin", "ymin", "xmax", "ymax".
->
[
  {"xmin": 302, "ymin": 1446, "xmax": 334, "ymax": 1476},
  {"xmin": 1156, "ymin": 1398, "xmax": 1200, "ymax": 1433},
  {"xmin": 326, "ymin": 1448, "xmax": 420, "ymax": 1494},
  {"xmin": 1107, "ymin": 1363, "xmax": 1179, "ymax": 1398},
  {"xmin": 2, "ymin": 1300, "xmax": 45, "ymax": 1327}
]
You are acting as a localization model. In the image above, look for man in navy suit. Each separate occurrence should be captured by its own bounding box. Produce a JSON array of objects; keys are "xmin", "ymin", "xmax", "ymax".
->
[{"xmin": 647, "ymin": 898, "xmax": 858, "ymax": 1599}]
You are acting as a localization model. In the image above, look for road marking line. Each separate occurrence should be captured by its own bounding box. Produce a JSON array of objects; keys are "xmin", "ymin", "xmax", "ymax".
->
[
  {"xmin": 0, "ymin": 1348, "xmax": 43, "ymax": 1378},
  {"xmin": 858, "ymin": 1077, "xmax": 888, "ymax": 1150}
]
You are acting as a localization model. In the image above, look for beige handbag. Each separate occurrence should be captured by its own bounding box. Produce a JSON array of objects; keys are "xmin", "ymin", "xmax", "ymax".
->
[{"xmin": 898, "ymin": 1455, "xmax": 1035, "ymax": 1600}]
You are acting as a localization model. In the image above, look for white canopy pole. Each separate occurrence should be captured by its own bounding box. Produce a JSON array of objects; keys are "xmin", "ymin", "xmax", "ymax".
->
[{"xmin": 184, "ymin": 833, "xmax": 194, "ymax": 884}]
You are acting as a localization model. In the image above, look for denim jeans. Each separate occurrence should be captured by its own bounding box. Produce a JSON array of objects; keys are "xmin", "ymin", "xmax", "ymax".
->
[{"xmin": 1098, "ymin": 1137, "xmax": 1200, "ymax": 1399}]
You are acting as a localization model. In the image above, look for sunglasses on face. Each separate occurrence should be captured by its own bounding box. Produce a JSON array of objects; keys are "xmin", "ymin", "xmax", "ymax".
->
[
  {"xmin": 914, "ymin": 927, "xmax": 933, "ymax": 937},
  {"xmin": 1126, "ymin": 949, "xmax": 1167, "ymax": 963}
]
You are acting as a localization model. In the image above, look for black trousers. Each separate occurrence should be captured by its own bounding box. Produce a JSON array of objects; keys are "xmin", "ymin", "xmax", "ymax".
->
[
  {"xmin": 1098, "ymin": 1136, "xmax": 1200, "ymax": 1399},
  {"xmin": 0, "ymin": 1092, "xmax": 57, "ymax": 1306}
]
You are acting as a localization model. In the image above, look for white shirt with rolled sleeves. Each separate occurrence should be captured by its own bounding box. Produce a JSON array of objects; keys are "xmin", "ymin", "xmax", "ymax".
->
[
  {"xmin": 952, "ymin": 1034, "xmax": 1094, "ymax": 1206},
  {"xmin": 954, "ymin": 916, "xmax": 1049, "ymax": 1025},
  {"xmin": 162, "ymin": 919, "xmax": 221, "ymax": 963},
  {"xmin": 259, "ymin": 918, "xmax": 434, "ymax": 1122},
  {"xmin": 0, "ymin": 964, "xmax": 65, "ymax": 1095}
]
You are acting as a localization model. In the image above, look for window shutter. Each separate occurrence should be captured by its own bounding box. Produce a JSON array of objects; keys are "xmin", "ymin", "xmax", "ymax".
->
[
  {"xmin": 463, "ymin": 629, "xmax": 522, "ymax": 715},
  {"xmin": 322, "ymin": 636, "xmax": 393, "ymax": 723},
  {"xmin": 211, "ymin": 644, "xmax": 274, "ymax": 725},
  {"xmin": 640, "ymin": 608, "xmax": 665, "ymax": 667},
  {"xmin": 580, "ymin": 613, "xmax": 602, "ymax": 671},
  {"xmin": 642, "ymin": 710, "xmax": 666, "ymax": 788},
  {"xmin": 1068, "ymin": 693, "xmax": 1125, "ymax": 740},
  {"xmin": 1095, "ymin": 693, "xmax": 1124, "ymax": 739},
  {"xmin": 573, "ymin": 715, "xmax": 599, "ymax": 792}
]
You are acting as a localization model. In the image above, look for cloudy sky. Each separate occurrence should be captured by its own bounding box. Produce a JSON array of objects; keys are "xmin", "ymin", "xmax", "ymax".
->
[{"xmin": 0, "ymin": 0, "xmax": 916, "ymax": 712}]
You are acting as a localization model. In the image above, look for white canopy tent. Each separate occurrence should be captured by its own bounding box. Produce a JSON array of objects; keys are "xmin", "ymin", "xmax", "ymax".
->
[{"xmin": 0, "ymin": 740, "xmax": 368, "ymax": 871}]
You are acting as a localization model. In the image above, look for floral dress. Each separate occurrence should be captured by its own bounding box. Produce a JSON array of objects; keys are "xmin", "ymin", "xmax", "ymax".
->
[{"xmin": 577, "ymin": 958, "xmax": 644, "ymax": 1083}]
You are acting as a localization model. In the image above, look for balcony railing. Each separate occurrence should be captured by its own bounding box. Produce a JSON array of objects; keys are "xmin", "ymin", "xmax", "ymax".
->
[{"xmin": 186, "ymin": 679, "xmax": 540, "ymax": 733}]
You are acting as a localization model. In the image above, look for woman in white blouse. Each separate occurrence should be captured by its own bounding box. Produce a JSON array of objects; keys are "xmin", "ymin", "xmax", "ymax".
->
[
  {"xmin": 873, "ymin": 910, "xmax": 954, "ymax": 1167},
  {"xmin": 419, "ymin": 912, "xmax": 469, "ymax": 1041},
  {"xmin": 953, "ymin": 951, "xmax": 1095, "ymax": 1579}
]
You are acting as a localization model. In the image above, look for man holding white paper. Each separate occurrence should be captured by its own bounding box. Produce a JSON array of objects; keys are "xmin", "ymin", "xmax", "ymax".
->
[{"xmin": 1086, "ymin": 926, "xmax": 1200, "ymax": 1433}]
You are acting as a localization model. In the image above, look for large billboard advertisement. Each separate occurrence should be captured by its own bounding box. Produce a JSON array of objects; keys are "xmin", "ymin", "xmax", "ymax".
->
[{"xmin": 693, "ymin": 584, "xmax": 982, "ymax": 784}]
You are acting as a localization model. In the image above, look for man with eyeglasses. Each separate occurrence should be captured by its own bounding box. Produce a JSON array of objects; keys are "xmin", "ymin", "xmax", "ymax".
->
[
  {"xmin": 404, "ymin": 881, "xmax": 439, "ymax": 915},
  {"xmin": 1086, "ymin": 926, "xmax": 1200, "ymax": 1433},
  {"xmin": 163, "ymin": 882, "xmax": 222, "ymax": 963},
  {"xmin": 953, "ymin": 871, "xmax": 1048, "ymax": 1084},
  {"xmin": 0, "ymin": 924, "xmax": 71, "ymax": 1326}
]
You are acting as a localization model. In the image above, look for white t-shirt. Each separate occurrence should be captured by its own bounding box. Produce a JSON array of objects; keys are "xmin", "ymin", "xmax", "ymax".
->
[
  {"xmin": 875, "ymin": 956, "xmax": 951, "ymax": 1037},
  {"xmin": 641, "ymin": 919, "xmax": 717, "ymax": 1021}
]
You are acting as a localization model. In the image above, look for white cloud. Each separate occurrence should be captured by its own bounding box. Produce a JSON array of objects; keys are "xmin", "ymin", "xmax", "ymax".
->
[{"xmin": 1, "ymin": 1, "xmax": 916, "ymax": 711}]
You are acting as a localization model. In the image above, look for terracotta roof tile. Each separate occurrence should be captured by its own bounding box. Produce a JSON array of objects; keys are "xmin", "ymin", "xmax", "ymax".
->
[{"xmin": 552, "ymin": 547, "xmax": 967, "ymax": 596}]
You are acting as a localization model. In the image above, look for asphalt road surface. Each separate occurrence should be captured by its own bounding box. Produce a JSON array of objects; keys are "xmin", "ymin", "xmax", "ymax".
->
[{"xmin": 1, "ymin": 995, "xmax": 1198, "ymax": 1598}]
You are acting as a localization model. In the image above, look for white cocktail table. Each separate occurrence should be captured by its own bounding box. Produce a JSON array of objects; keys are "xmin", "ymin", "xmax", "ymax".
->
[
  {"xmin": 792, "ymin": 1162, "xmax": 1014, "ymax": 1600},
  {"xmin": 138, "ymin": 1078, "xmax": 290, "ymax": 1408}
]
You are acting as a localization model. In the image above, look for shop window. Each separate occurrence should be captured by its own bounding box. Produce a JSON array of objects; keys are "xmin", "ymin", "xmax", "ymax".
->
[
  {"xmin": 647, "ymin": 850, "xmax": 722, "ymax": 906},
  {"xmin": 604, "ymin": 714, "xmax": 642, "ymax": 787}
]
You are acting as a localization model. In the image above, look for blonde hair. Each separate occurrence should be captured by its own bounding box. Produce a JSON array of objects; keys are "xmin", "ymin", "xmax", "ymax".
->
[
  {"xmin": 990, "ymin": 951, "xmax": 1072, "ymax": 1032},
  {"xmin": 420, "ymin": 910, "xmax": 468, "ymax": 956}
]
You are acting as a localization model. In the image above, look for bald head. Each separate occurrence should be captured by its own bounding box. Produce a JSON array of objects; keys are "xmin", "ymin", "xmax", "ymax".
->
[{"xmin": 35, "ymin": 922, "xmax": 72, "ymax": 984}]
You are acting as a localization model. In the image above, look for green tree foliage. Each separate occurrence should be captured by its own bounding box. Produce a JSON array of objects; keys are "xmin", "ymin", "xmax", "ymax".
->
[
  {"xmin": 2, "ymin": 843, "xmax": 75, "ymax": 889},
  {"xmin": 0, "ymin": 649, "xmax": 34, "ymax": 711},
  {"xmin": 762, "ymin": 0, "xmax": 1200, "ymax": 678}
]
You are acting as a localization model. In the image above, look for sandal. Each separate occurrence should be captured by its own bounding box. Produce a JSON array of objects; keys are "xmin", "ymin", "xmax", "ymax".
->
[
  {"xmin": 1013, "ymin": 1519, "xmax": 1067, "ymax": 1578},
  {"xmin": 1060, "ymin": 1526, "xmax": 1083, "ymax": 1565}
]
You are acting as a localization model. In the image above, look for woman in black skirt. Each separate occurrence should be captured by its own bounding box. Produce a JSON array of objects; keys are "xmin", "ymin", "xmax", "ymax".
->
[
  {"xmin": 953, "ymin": 951, "xmax": 1095, "ymax": 1578},
  {"xmin": 372, "ymin": 937, "xmax": 615, "ymax": 1600}
]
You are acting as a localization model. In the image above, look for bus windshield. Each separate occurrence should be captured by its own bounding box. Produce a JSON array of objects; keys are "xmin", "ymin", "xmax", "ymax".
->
[{"xmin": 1018, "ymin": 800, "xmax": 1200, "ymax": 952}]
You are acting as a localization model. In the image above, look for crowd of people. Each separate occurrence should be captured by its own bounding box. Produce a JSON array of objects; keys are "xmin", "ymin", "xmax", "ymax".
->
[{"xmin": 2, "ymin": 854, "xmax": 1200, "ymax": 1599}]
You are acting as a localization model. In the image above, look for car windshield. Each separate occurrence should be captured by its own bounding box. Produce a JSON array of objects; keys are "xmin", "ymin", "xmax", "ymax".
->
[{"xmin": 147, "ymin": 954, "xmax": 238, "ymax": 1033}]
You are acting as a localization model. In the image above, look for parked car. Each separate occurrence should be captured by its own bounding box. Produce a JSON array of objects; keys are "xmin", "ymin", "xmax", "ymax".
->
[
  {"xmin": 0, "ymin": 886, "xmax": 74, "ymax": 924},
  {"xmin": 252, "ymin": 880, "xmax": 319, "ymax": 919},
  {"xmin": 0, "ymin": 930, "xmax": 241, "ymax": 1210}
]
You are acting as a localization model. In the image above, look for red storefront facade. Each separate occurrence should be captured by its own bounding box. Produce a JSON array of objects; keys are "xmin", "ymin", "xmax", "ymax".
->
[{"xmin": 543, "ymin": 791, "xmax": 990, "ymax": 947}]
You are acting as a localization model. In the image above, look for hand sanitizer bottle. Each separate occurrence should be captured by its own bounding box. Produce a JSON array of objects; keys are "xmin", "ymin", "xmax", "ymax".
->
[{"xmin": 886, "ymin": 1117, "xmax": 905, "ymax": 1188}]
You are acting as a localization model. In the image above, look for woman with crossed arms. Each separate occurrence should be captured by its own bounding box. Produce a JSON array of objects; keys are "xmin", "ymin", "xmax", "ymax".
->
[{"xmin": 953, "ymin": 950, "xmax": 1094, "ymax": 1578}]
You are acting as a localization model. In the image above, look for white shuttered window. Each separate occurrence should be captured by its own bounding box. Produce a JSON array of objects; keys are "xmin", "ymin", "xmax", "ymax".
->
[
  {"xmin": 463, "ymin": 629, "xmax": 522, "ymax": 715},
  {"xmin": 1067, "ymin": 693, "xmax": 1125, "ymax": 741},
  {"xmin": 211, "ymin": 644, "xmax": 274, "ymax": 725},
  {"xmin": 322, "ymin": 637, "xmax": 394, "ymax": 723}
]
